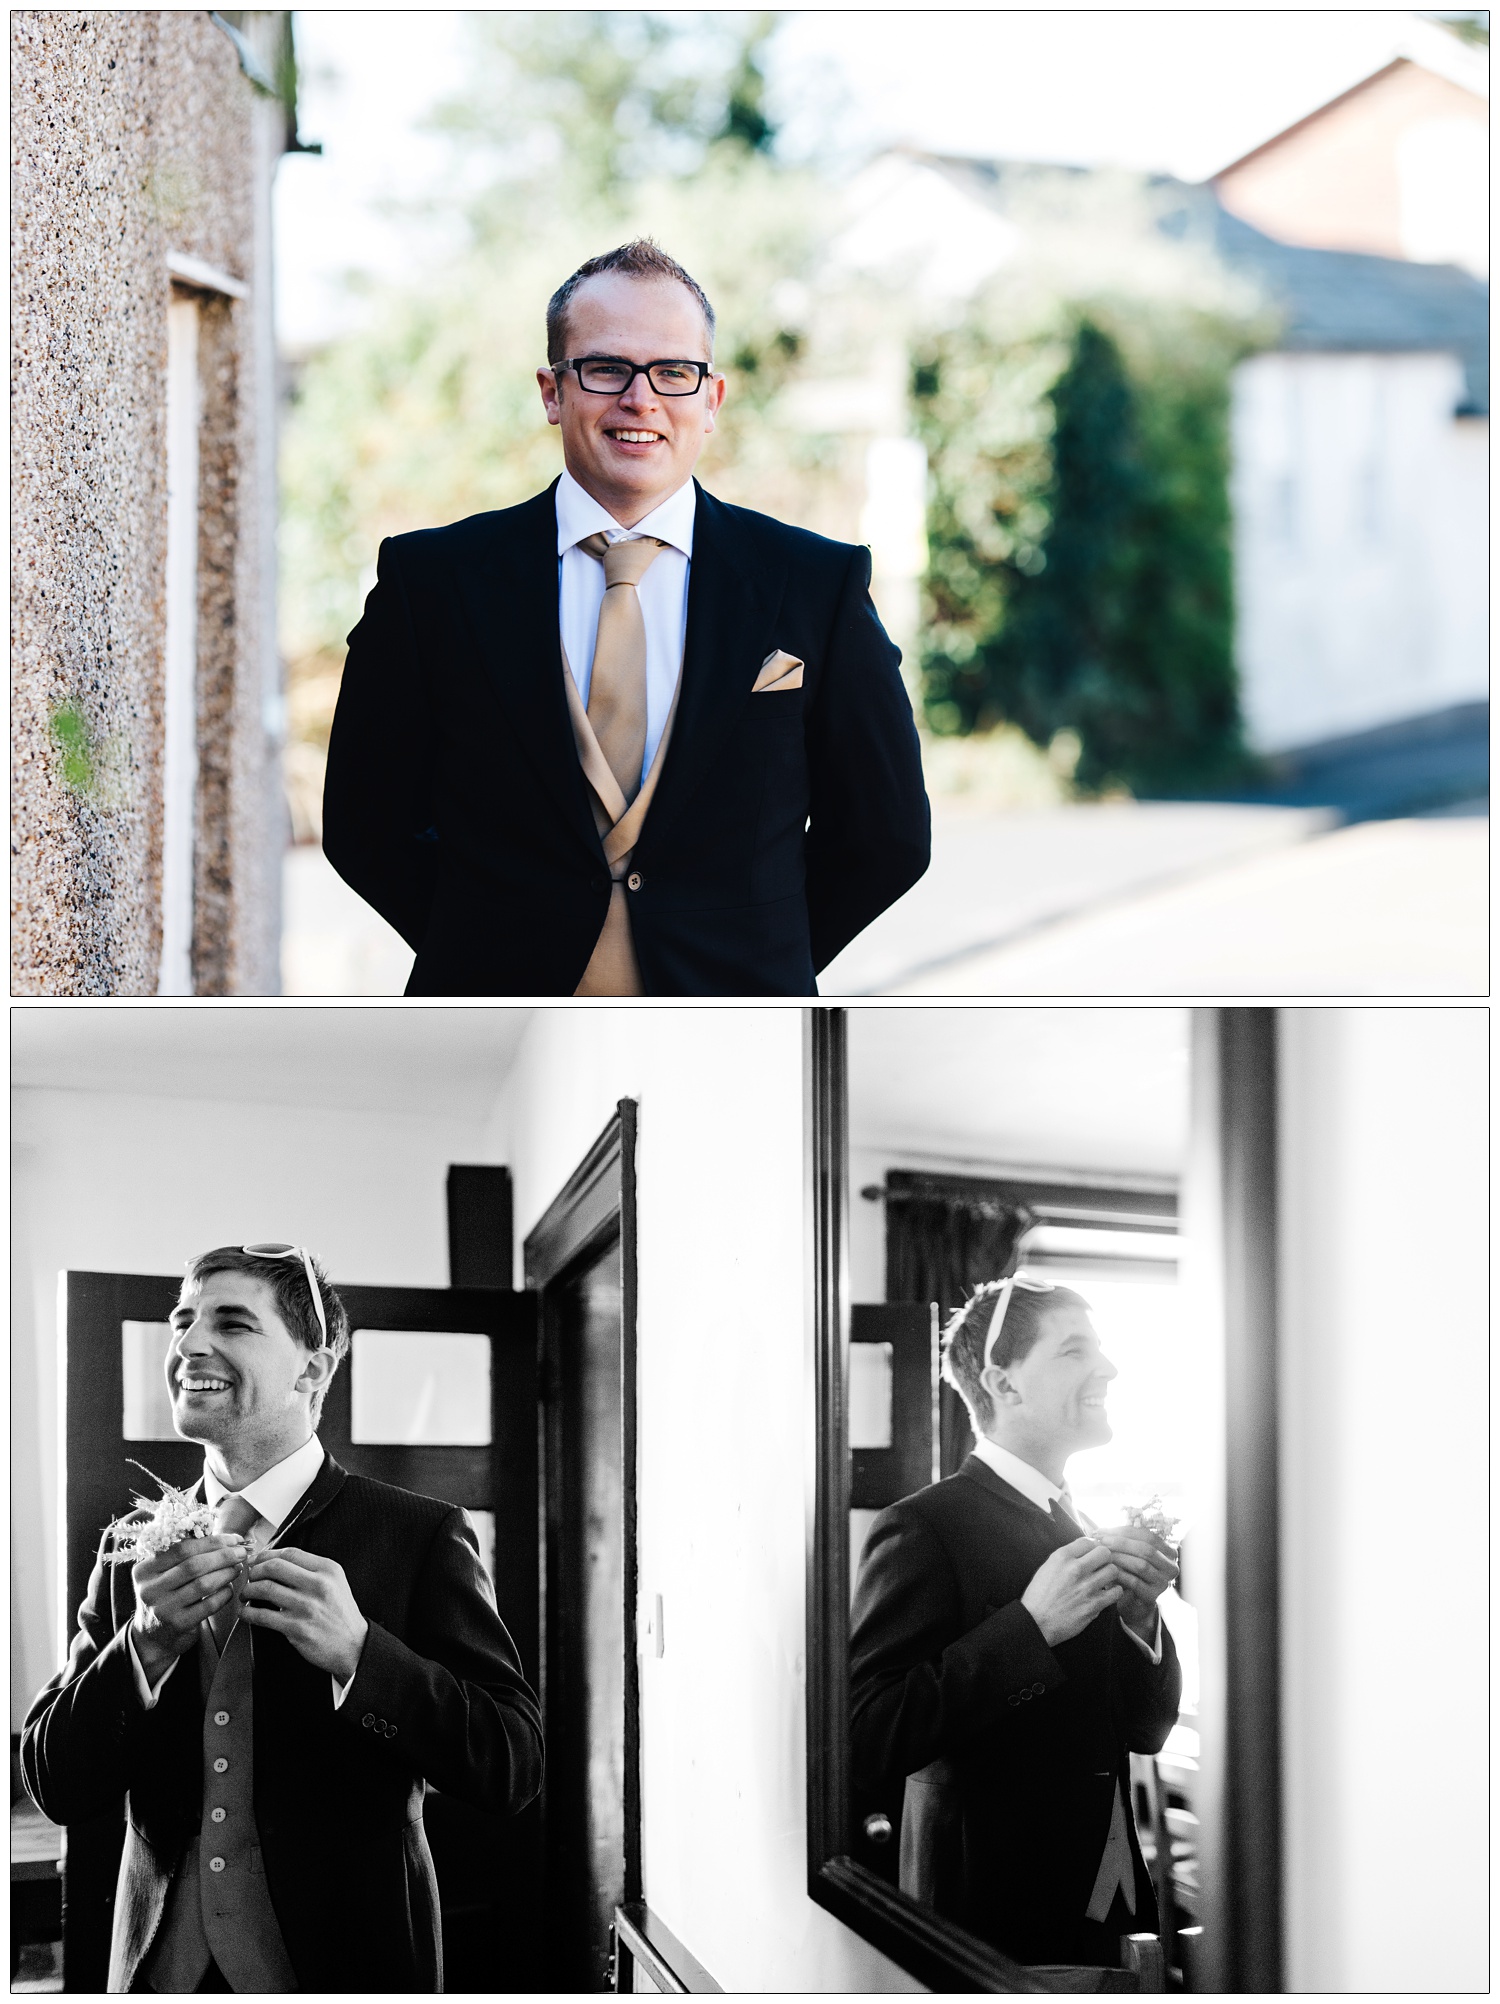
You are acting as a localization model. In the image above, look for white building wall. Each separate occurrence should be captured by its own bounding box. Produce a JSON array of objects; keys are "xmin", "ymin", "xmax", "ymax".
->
[
  {"xmin": 10, "ymin": 1085, "xmax": 494, "ymax": 1728},
  {"xmin": 1278, "ymin": 1007, "xmax": 1488, "ymax": 1992},
  {"xmin": 1231, "ymin": 350, "xmax": 1488, "ymax": 752},
  {"xmin": 488, "ymin": 1009, "xmax": 921, "ymax": 1993}
]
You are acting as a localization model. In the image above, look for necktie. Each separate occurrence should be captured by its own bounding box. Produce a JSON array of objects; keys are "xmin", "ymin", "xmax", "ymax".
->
[
  {"xmin": 1050, "ymin": 1491, "xmax": 1081, "ymax": 1532},
  {"xmin": 208, "ymin": 1493, "xmax": 259, "ymax": 1650},
  {"xmin": 579, "ymin": 532, "xmax": 666, "ymax": 803}
]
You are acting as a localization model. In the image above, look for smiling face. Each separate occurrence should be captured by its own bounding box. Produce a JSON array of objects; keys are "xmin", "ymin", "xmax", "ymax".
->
[
  {"xmin": 537, "ymin": 272, "xmax": 725, "ymax": 526},
  {"xmin": 166, "ymin": 1271, "xmax": 330, "ymax": 1484},
  {"xmin": 980, "ymin": 1301, "xmax": 1117, "ymax": 1484}
]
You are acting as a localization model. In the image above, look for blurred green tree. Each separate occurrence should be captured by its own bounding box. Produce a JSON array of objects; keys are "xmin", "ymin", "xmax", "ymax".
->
[{"xmin": 916, "ymin": 259, "xmax": 1262, "ymax": 794}]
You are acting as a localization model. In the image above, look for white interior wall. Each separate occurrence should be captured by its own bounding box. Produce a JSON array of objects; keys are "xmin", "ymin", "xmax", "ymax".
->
[
  {"xmin": 1278, "ymin": 1007, "xmax": 1487, "ymax": 1992},
  {"xmin": 11, "ymin": 1085, "xmax": 497, "ymax": 1728},
  {"xmin": 489, "ymin": 1008, "xmax": 921, "ymax": 1994}
]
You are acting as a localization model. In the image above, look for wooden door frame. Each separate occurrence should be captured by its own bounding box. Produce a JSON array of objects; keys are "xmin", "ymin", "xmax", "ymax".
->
[
  {"xmin": 522, "ymin": 1099, "xmax": 642, "ymax": 1914},
  {"xmin": 805, "ymin": 1007, "xmax": 1284, "ymax": 1993}
]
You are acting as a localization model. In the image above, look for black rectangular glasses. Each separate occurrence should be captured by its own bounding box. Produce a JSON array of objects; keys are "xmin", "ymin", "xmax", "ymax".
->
[{"xmin": 564, "ymin": 357, "xmax": 711, "ymax": 395}]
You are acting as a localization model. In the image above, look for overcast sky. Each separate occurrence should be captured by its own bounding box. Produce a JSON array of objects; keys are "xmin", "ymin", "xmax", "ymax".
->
[{"xmin": 275, "ymin": 10, "xmax": 1459, "ymax": 348}]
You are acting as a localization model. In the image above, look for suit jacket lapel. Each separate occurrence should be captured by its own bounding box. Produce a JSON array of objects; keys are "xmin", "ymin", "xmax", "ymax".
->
[
  {"xmin": 640, "ymin": 483, "xmax": 779, "ymax": 850},
  {"xmin": 958, "ymin": 1454, "xmax": 1078, "ymax": 1554},
  {"xmin": 273, "ymin": 1451, "xmax": 349, "ymax": 1546},
  {"xmin": 461, "ymin": 482, "xmax": 604, "ymax": 864}
]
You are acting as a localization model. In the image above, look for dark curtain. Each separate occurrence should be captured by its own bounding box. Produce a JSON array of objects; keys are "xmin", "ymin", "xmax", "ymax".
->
[{"xmin": 883, "ymin": 1172, "xmax": 1033, "ymax": 1479}]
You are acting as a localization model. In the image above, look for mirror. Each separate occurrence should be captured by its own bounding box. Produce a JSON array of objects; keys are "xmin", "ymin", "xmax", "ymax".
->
[{"xmin": 806, "ymin": 1008, "xmax": 1280, "ymax": 1993}]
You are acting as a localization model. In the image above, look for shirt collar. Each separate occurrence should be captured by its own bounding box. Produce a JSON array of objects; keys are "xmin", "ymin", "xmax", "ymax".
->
[
  {"xmin": 203, "ymin": 1433, "xmax": 325, "ymax": 1531},
  {"xmin": 970, "ymin": 1435, "xmax": 1068, "ymax": 1514},
  {"xmin": 555, "ymin": 465, "xmax": 696, "ymax": 559}
]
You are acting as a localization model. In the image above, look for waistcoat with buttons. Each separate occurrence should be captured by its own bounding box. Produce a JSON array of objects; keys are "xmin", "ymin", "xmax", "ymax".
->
[{"xmin": 137, "ymin": 1623, "xmax": 299, "ymax": 1993}]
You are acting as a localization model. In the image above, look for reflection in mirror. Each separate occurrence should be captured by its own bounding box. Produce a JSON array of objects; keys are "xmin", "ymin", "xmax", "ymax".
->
[
  {"xmin": 844, "ymin": 1009, "xmax": 1199, "ymax": 1986},
  {"xmin": 847, "ymin": 1342, "xmax": 894, "ymax": 1449},
  {"xmin": 350, "ymin": 1328, "xmax": 492, "ymax": 1445},
  {"xmin": 122, "ymin": 1321, "xmax": 177, "ymax": 1440}
]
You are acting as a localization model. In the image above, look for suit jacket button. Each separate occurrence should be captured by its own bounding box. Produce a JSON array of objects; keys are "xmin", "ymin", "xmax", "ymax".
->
[
  {"xmin": 385, "ymin": 1723, "xmax": 397, "ymax": 1737},
  {"xmin": 208, "ymin": 1857, "xmax": 226, "ymax": 1873},
  {"xmin": 1008, "ymin": 1694, "xmax": 1020, "ymax": 1707},
  {"xmin": 362, "ymin": 1713, "xmax": 376, "ymax": 1728},
  {"xmin": 1032, "ymin": 1682, "xmax": 1045, "ymax": 1695},
  {"xmin": 626, "ymin": 872, "xmax": 642, "ymax": 892},
  {"xmin": 376, "ymin": 1718, "xmax": 388, "ymax": 1731},
  {"xmin": 212, "ymin": 1757, "xmax": 229, "ymax": 1774},
  {"xmin": 213, "ymin": 1711, "xmax": 230, "ymax": 1726},
  {"xmin": 211, "ymin": 1808, "xmax": 226, "ymax": 1824}
]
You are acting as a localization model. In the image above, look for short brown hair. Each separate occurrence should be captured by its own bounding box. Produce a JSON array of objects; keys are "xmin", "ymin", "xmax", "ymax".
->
[
  {"xmin": 546, "ymin": 238, "xmax": 716, "ymax": 367},
  {"xmin": 185, "ymin": 1245, "xmax": 350, "ymax": 1426},
  {"xmin": 940, "ymin": 1279, "xmax": 1092, "ymax": 1432}
]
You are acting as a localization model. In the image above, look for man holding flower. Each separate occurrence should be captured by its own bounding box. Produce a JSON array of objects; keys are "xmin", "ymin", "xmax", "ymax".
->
[
  {"xmin": 850, "ymin": 1275, "xmax": 1181, "ymax": 1971},
  {"xmin": 22, "ymin": 1244, "xmax": 543, "ymax": 1994}
]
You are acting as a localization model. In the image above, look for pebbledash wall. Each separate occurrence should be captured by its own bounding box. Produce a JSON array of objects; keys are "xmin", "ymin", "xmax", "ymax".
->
[{"xmin": 11, "ymin": 11, "xmax": 292, "ymax": 995}]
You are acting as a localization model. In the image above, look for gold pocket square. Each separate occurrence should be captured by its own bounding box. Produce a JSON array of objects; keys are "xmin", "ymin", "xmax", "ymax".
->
[{"xmin": 752, "ymin": 649, "xmax": 804, "ymax": 693}]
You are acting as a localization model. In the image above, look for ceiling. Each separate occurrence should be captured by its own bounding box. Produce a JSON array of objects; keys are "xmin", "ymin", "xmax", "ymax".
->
[
  {"xmin": 14, "ymin": 1005, "xmax": 1191, "ymax": 1171},
  {"xmin": 848, "ymin": 1007, "xmax": 1191, "ymax": 1178},
  {"xmin": 11, "ymin": 1008, "xmax": 535, "ymax": 1122}
]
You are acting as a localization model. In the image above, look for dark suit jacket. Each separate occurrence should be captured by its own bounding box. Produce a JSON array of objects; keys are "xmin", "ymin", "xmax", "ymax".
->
[
  {"xmin": 21, "ymin": 1456, "xmax": 543, "ymax": 1994},
  {"xmin": 849, "ymin": 1457, "xmax": 1181, "ymax": 1966},
  {"xmin": 321, "ymin": 480, "xmax": 930, "ymax": 995}
]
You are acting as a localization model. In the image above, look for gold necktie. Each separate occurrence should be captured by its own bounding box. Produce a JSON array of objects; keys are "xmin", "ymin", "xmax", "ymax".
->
[
  {"xmin": 208, "ymin": 1493, "xmax": 259, "ymax": 1650},
  {"xmin": 579, "ymin": 532, "xmax": 666, "ymax": 803}
]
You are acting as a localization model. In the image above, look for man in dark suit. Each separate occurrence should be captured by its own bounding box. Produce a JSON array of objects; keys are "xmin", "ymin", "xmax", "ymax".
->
[
  {"xmin": 850, "ymin": 1275, "xmax": 1181, "ymax": 1970},
  {"xmin": 22, "ymin": 1244, "xmax": 543, "ymax": 1994},
  {"xmin": 322, "ymin": 238, "xmax": 930, "ymax": 996}
]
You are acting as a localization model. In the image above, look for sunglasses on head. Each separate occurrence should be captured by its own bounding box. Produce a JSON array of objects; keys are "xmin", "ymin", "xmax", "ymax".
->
[
  {"xmin": 981, "ymin": 1272, "xmax": 1057, "ymax": 1371},
  {"xmin": 241, "ymin": 1243, "xmax": 328, "ymax": 1349}
]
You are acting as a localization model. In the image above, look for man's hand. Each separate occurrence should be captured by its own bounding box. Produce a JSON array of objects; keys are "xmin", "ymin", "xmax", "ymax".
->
[
  {"xmin": 130, "ymin": 1536, "xmax": 248, "ymax": 1685},
  {"xmin": 1021, "ymin": 1536, "xmax": 1123, "ymax": 1647},
  {"xmin": 240, "ymin": 1548, "xmax": 369, "ymax": 1684},
  {"xmin": 1091, "ymin": 1527, "xmax": 1178, "ymax": 1638}
]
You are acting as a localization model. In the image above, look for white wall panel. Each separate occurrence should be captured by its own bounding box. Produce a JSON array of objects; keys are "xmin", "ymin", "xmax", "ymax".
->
[
  {"xmin": 494, "ymin": 1008, "xmax": 921, "ymax": 1992},
  {"xmin": 1278, "ymin": 1007, "xmax": 1487, "ymax": 1992}
]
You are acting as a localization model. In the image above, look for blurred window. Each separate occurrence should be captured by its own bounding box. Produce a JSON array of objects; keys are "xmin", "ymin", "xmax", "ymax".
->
[
  {"xmin": 849, "ymin": 1341, "xmax": 895, "ymax": 1449},
  {"xmin": 350, "ymin": 1328, "xmax": 492, "ymax": 1444},
  {"xmin": 122, "ymin": 1320, "xmax": 177, "ymax": 1440}
]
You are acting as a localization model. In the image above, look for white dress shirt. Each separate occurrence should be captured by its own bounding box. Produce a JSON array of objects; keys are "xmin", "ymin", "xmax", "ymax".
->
[
  {"xmin": 970, "ymin": 1435, "xmax": 1162, "ymax": 1663},
  {"xmin": 127, "ymin": 1434, "xmax": 358, "ymax": 1709},
  {"xmin": 555, "ymin": 466, "xmax": 695, "ymax": 780}
]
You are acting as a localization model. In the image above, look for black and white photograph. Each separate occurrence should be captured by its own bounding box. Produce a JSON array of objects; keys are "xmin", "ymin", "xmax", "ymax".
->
[
  {"xmin": 10, "ymin": 1004, "xmax": 1488, "ymax": 1993},
  {"xmin": 7, "ymin": 7, "xmax": 1490, "ymax": 1999}
]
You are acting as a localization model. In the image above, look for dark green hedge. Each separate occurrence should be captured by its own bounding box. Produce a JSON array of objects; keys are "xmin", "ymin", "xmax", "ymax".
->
[{"xmin": 916, "ymin": 308, "xmax": 1258, "ymax": 796}]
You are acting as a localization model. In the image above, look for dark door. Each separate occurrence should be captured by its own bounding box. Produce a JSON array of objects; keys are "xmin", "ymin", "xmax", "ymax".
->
[
  {"xmin": 55, "ymin": 1270, "xmax": 540, "ymax": 1994},
  {"xmin": 543, "ymin": 1234, "xmax": 627, "ymax": 1991},
  {"xmin": 523, "ymin": 1102, "xmax": 639, "ymax": 1994}
]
